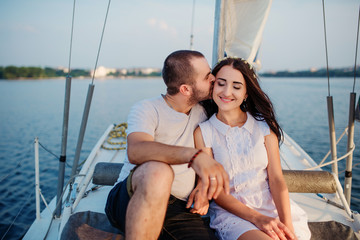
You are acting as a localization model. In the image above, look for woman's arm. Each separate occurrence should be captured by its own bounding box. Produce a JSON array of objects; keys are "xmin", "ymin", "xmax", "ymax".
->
[
  {"xmin": 186, "ymin": 127, "xmax": 217, "ymax": 215},
  {"xmin": 265, "ymin": 130, "xmax": 296, "ymax": 238}
]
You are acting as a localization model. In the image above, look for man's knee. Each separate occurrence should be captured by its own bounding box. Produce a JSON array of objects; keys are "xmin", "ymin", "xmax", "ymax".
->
[{"xmin": 132, "ymin": 161, "xmax": 174, "ymax": 196}]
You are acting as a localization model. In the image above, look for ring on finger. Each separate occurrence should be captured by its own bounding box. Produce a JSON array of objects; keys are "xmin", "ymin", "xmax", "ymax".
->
[{"xmin": 210, "ymin": 177, "xmax": 216, "ymax": 181}]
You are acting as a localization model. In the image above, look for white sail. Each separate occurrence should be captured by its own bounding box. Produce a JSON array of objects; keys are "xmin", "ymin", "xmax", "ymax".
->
[{"xmin": 213, "ymin": 0, "xmax": 272, "ymax": 69}]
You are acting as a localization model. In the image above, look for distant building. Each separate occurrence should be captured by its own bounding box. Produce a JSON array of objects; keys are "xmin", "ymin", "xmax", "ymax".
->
[
  {"xmin": 118, "ymin": 69, "xmax": 127, "ymax": 75},
  {"xmin": 124, "ymin": 67, "xmax": 161, "ymax": 76},
  {"xmin": 57, "ymin": 66, "xmax": 69, "ymax": 73},
  {"xmin": 91, "ymin": 66, "xmax": 117, "ymax": 78},
  {"xmin": 140, "ymin": 67, "xmax": 161, "ymax": 75}
]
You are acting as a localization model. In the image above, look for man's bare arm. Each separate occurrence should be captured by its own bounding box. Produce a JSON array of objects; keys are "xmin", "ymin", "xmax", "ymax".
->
[
  {"xmin": 127, "ymin": 132, "xmax": 198, "ymax": 165},
  {"xmin": 127, "ymin": 131, "xmax": 230, "ymax": 199}
]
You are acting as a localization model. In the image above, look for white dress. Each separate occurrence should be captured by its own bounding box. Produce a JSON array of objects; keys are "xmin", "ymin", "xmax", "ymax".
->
[{"xmin": 199, "ymin": 113, "xmax": 311, "ymax": 240}]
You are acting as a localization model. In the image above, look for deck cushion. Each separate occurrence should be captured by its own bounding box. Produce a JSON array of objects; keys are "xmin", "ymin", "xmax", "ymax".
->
[
  {"xmin": 93, "ymin": 162, "xmax": 123, "ymax": 186},
  {"xmin": 93, "ymin": 163, "xmax": 337, "ymax": 194},
  {"xmin": 283, "ymin": 170, "xmax": 337, "ymax": 193},
  {"xmin": 60, "ymin": 211, "xmax": 123, "ymax": 240}
]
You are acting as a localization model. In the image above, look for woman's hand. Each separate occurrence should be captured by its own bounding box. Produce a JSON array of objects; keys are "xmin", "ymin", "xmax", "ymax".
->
[
  {"xmin": 186, "ymin": 180, "xmax": 210, "ymax": 215},
  {"xmin": 253, "ymin": 214, "xmax": 295, "ymax": 240}
]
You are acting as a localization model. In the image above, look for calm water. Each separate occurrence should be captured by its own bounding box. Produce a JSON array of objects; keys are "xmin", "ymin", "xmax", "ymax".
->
[{"xmin": 0, "ymin": 77, "xmax": 360, "ymax": 239}]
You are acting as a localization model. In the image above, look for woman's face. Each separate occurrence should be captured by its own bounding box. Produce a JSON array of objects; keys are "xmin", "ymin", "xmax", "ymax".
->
[{"xmin": 212, "ymin": 65, "xmax": 247, "ymax": 112}]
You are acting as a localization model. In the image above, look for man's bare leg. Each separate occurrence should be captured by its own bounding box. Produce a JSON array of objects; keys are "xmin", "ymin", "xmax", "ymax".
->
[{"xmin": 125, "ymin": 161, "xmax": 174, "ymax": 240}]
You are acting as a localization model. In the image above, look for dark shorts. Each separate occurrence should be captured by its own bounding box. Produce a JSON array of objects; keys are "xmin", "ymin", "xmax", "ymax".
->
[{"xmin": 105, "ymin": 173, "xmax": 217, "ymax": 240}]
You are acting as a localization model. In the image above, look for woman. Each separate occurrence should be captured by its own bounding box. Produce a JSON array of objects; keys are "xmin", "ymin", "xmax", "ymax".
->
[{"xmin": 194, "ymin": 57, "xmax": 311, "ymax": 240}]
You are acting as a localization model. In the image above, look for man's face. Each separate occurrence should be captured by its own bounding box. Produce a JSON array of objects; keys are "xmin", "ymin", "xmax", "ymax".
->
[{"xmin": 188, "ymin": 57, "xmax": 215, "ymax": 105}]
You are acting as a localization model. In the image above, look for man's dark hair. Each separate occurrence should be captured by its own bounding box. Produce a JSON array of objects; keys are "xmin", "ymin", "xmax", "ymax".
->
[{"xmin": 162, "ymin": 50, "xmax": 204, "ymax": 95}]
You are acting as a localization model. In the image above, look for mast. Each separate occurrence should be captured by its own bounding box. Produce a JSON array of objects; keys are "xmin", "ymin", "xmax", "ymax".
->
[
  {"xmin": 56, "ymin": 74, "xmax": 72, "ymax": 217},
  {"xmin": 344, "ymin": 93, "xmax": 356, "ymax": 204},
  {"xmin": 322, "ymin": 0, "xmax": 338, "ymax": 176},
  {"xmin": 55, "ymin": 0, "xmax": 76, "ymax": 217},
  {"xmin": 70, "ymin": 0, "xmax": 112, "ymax": 182},
  {"xmin": 212, "ymin": 0, "xmax": 226, "ymax": 67},
  {"xmin": 344, "ymin": 6, "xmax": 360, "ymax": 204}
]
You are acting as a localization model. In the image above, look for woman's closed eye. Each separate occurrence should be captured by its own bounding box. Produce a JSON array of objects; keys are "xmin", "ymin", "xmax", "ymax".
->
[
  {"xmin": 233, "ymin": 84, "xmax": 241, "ymax": 90},
  {"xmin": 217, "ymin": 81, "xmax": 225, "ymax": 87}
]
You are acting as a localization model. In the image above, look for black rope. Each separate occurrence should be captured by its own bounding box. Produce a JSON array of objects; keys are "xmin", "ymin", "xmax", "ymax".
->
[
  {"xmin": 353, "ymin": 5, "xmax": 360, "ymax": 92},
  {"xmin": 67, "ymin": 0, "xmax": 76, "ymax": 74},
  {"xmin": 91, "ymin": 0, "xmax": 112, "ymax": 84},
  {"xmin": 321, "ymin": 0, "xmax": 331, "ymax": 96},
  {"xmin": 38, "ymin": 141, "xmax": 72, "ymax": 168},
  {"xmin": 38, "ymin": 141, "xmax": 60, "ymax": 160}
]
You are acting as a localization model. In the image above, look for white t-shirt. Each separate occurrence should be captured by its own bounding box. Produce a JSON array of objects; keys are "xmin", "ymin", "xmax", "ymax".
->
[{"xmin": 117, "ymin": 95, "xmax": 207, "ymax": 200}]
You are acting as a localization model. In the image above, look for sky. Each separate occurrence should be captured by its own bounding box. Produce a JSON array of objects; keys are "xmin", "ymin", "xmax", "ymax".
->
[{"xmin": 0, "ymin": 0, "xmax": 359, "ymax": 72}]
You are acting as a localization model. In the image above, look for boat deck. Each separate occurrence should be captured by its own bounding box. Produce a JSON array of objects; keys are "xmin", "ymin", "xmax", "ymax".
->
[{"xmin": 24, "ymin": 126, "xmax": 360, "ymax": 239}]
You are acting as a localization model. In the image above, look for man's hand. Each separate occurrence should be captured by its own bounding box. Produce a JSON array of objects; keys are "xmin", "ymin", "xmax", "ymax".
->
[
  {"xmin": 186, "ymin": 181, "xmax": 209, "ymax": 215},
  {"xmin": 190, "ymin": 151, "xmax": 230, "ymax": 200}
]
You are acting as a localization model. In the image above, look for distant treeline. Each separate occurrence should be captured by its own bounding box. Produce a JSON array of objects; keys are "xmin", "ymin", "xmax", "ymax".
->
[
  {"xmin": 2, "ymin": 65, "xmax": 359, "ymax": 80},
  {"xmin": 0, "ymin": 66, "xmax": 161, "ymax": 79},
  {"xmin": 260, "ymin": 66, "xmax": 360, "ymax": 78},
  {"xmin": 0, "ymin": 66, "xmax": 90, "ymax": 79}
]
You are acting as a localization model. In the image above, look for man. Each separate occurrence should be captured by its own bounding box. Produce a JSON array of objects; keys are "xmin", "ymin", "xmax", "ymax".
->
[{"xmin": 105, "ymin": 50, "xmax": 229, "ymax": 240}]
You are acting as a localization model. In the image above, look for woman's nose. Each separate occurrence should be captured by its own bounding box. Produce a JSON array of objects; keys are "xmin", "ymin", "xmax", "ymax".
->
[{"xmin": 223, "ymin": 85, "xmax": 232, "ymax": 96}]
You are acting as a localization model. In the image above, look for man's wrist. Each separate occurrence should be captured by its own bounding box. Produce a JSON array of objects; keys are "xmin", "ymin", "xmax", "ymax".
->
[{"xmin": 188, "ymin": 149, "xmax": 203, "ymax": 168}]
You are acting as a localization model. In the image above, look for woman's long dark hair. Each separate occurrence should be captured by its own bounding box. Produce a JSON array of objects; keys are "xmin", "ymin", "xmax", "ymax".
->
[{"xmin": 201, "ymin": 57, "xmax": 283, "ymax": 143}]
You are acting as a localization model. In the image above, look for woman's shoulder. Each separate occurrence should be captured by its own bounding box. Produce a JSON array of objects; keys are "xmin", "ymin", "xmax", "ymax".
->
[
  {"xmin": 199, "ymin": 114, "xmax": 216, "ymax": 128},
  {"xmin": 199, "ymin": 114, "xmax": 218, "ymax": 136},
  {"xmin": 199, "ymin": 118, "xmax": 212, "ymax": 132},
  {"xmin": 252, "ymin": 115, "xmax": 270, "ymax": 137}
]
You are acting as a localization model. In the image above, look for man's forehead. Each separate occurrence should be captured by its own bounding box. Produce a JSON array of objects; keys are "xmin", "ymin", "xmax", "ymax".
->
[{"xmin": 190, "ymin": 57, "xmax": 210, "ymax": 72}]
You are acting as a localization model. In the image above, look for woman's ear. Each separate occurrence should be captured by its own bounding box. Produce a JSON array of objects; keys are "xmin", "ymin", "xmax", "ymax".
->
[{"xmin": 179, "ymin": 84, "xmax": 192, "ymax": 96}]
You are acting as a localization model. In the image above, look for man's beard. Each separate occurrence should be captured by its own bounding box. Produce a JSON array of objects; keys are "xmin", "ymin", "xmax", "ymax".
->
[{"xmin": 187, "ymin": 84, "xmax": 211, "ymax": 105}]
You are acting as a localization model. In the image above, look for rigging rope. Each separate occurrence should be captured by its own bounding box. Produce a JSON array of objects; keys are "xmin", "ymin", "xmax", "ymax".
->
[
  {"xmin": 305, "ymin": 126, "xmax": 356, "ymax": 171},
  {"xmin": 318, "ymin": 127, "xmax": 348, "ymax": 166},
  {"xmin": 91, "ymin": 0, "xmax": 112, "ymax": 84},
  {"xmin": 0, "ymin": 155, "xmax": 24, "ymax": 183},
  {"xmin": 353, "ymin": 5, "xmax": 360, "ymax": 92},
  {"xmin": 321, "ymin": 0, "xmax": 331, "ymax": 96},
  {"xmin": 189, "ymin": 0, "xmax": 196, "ymax": 50},
  {"xmin": 1, "ymin": 185, "xmax": 34, "ymax": 240},
  {"xmin": 306, "ymin": 145, "xmax": 355, "ymax": 170}
]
